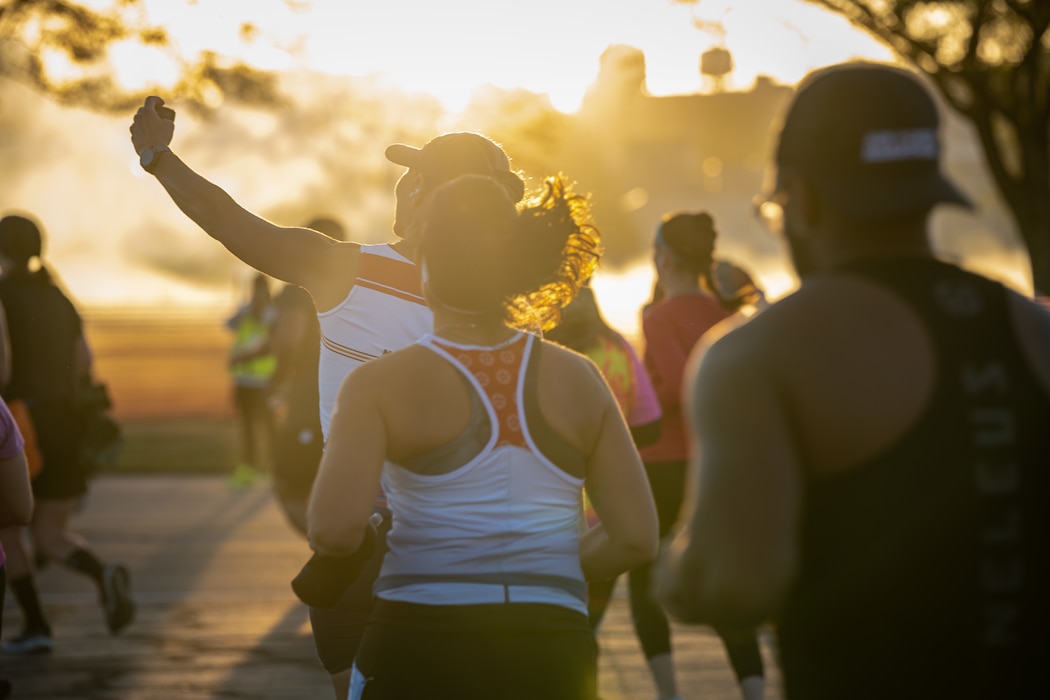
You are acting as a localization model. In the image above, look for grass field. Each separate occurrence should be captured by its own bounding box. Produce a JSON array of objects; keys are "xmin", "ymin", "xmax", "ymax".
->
[
  {"xmin": 83, "ymin": 306, "xmax": 242, "ymax": 474},
  {"xmin": 109, "ymin": 417, "xmax": 238, "ymax": 474}
]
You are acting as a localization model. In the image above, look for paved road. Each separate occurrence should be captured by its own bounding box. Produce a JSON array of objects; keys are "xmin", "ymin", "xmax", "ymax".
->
[{"xmin": 1, "ymin": 475, "xmax": 782, "ymax": 699}]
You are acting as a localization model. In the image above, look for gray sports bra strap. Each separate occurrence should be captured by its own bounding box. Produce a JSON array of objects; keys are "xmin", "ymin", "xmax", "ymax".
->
[
  {"xmin": 397, "ymin": 368, "xmax": 492, "ymax": 476},
  {"xmin": 523, "ymin": 341, "xmax": 587, "ymax": 480}
]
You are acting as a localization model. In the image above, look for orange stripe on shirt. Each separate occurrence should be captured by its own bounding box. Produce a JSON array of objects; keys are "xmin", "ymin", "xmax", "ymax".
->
[
  {"xmin": 355, "ymin": 279, "xmax": 427, "ymax": 306},
  {"xmin": 357, "ymin": 254, "xmax": 425, "ymax": 305},
  {"xmin": 321, "ymin": 335, "xmax": 381, "ymax": 363}
]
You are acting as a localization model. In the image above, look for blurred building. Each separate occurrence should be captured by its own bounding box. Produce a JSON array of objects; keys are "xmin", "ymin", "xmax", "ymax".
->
[{"xmin": 575, "ymin": 45, "xmax": 1028, "ymax": 296}]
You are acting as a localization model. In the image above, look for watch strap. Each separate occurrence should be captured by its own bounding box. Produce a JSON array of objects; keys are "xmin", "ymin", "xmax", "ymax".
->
[{"xmin": 140, "ymin": 144, "xmax": 171, "ymax": 173}]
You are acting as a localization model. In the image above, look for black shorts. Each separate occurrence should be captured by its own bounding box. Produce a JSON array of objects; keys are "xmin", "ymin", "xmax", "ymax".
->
[
  {"xmin": 352, "ymin": 599, "xmax": 597, "ymax": 700},
  {"xmin": 28, "ymin": 399, "xmax": 87, "ymax": 501}
]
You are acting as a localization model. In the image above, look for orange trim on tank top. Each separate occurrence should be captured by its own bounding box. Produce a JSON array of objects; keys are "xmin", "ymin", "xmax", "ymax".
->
[{"xmin": 356, "ymin": 254, "xmax": 426, "ymax": 306}]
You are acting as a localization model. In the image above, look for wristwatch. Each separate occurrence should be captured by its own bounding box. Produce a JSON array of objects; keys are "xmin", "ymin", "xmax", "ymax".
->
[{"xmin": 139, "ymin": 144, "xmax": 170, "ymax": 173}]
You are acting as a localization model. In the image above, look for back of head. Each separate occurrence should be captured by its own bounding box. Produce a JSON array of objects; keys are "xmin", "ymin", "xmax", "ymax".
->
[
  {"xmin": 421, "ymin": 174, "xmax": 600, "ymax": 331},
  {"xmin": 386, "ymin": 132, "xmax": 526, "ymax": 203},
  {"xmin": 713, "ymin": 259, "xmax": 766, "ymax": 311},
  {"xmin": 306, "ymin": 217, "xmax": 347, "ymax": 241},
  {"xmin": 0, "ymin": 214, "xmax": 43, "ymax": 266},
  {"xmin": 774, "ymin": 61, "xmax": 970, "ymax": 222},
  {"xmin": 656, "ymin": 211, "xmax": 717, "ymax": 274},
  {"xmin": 0, "ymin": 213, "xmax": 51, "ymax": 284},
  {"xmin": 251, "ymin": 272, "xmax": 270, "ymax": 294}
]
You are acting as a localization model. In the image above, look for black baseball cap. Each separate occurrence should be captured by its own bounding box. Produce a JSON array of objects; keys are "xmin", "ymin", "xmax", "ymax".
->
[
  {"xmin": 386, "ymin": 132, "xmax": 526, "ymax": 202},
  {"xmin": 773, "ymin": 62, "xmax": 971, "ymax": 220}
]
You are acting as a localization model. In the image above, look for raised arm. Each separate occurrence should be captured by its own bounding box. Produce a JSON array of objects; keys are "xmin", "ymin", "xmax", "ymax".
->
[
  {"xmin": 654, "ymin": 327, "xmax": 801, "ymax": 628},
  {"xmin": 129, "ymin": 97, "xmax": 359, "ymax": 310}
]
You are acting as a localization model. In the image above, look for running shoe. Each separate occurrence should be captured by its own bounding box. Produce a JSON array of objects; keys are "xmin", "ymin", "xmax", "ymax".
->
[
  {"xmin": 2, "ymin": 628, "xmax": 53, "ymax": 655},
  {"xmin": 101, "ymin": 564, "xmax": 135, "ymax": 634}
]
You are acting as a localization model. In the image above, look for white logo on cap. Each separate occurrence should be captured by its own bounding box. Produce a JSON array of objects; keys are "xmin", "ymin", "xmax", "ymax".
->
[{"xmin": 861, "ymin": 128, "xmax": 938, "ymax": 163}]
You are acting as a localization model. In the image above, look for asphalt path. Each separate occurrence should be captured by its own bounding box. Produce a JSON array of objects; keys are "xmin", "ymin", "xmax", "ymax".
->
[{"xmin": 1, "ymin": 474, "xmax": 781, "ymax": 699}]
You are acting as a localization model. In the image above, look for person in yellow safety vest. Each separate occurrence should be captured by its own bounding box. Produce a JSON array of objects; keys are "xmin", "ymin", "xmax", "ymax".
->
[{"xmin": 226, "ymin": 273, "xmax": 278, "ymax": 487}]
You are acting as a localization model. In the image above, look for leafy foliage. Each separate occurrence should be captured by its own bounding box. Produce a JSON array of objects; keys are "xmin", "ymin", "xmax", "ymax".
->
[
  {"xmin": 0, "ymin": 0, "xmax": 284, "ymax": 114},
  {"xmin": 804, "ymin": 0, "xmax": 1050, "ymax": 292}
]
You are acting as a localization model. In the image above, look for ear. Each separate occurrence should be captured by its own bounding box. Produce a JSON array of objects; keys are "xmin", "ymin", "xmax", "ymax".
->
[
  {"xmin": 652, "ymin": 246, "xmax": 669, "ymax": 274},
  {"xmin": 399, "ymin": 175, "xmax": 430, "ymax": 237}
]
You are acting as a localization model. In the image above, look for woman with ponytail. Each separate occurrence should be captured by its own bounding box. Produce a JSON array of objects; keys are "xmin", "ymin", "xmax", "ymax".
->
[
  {"xmin": 0, "ymin": 214, "xmax": 135, "ymax": 655},
  {"xmin": 307, "ymin": 175, "xmax": 658, "ymax": 699},
  {"xmin": 634, "ymin": 211, "xmax": 767, "ymax": 700}
]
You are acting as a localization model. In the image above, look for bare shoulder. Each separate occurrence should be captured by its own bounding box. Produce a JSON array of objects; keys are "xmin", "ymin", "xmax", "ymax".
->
[
  {"xmin": 307, "ymin": 239, "xmax": 364, "ymax": 312},
  {"xmin": 689, "ymin": 273, "xmax": 926, "ymax": 395},
  {"xmin": 535, "ymin": 339, "xmax": 620, "ymax": 449},
  {"xmin": 536, "ymin": 339, "xmax": 609, "ymax": 391},
  {"xmin": 336, "ymin": 344, "xmax": 428, "ymax": 396},
  {"xmin": 687, "ymin": 312, "xmax": 773, "ymax": 408}
]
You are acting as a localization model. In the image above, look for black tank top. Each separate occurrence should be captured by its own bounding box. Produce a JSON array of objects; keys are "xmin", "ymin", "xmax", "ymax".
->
[
  {"xmin": 777, "ymin": 259, "xmax": 1050, "ymax": 700},
  {"xmin": 0, "ymin": 274, "xmax": 82, "ymax": 402}
]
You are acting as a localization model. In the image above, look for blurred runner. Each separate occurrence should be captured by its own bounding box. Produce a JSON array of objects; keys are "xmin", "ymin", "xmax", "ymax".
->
[
  {"xmin": 130, "ymin": 100, "xmax": 530, "ymax": 698},
  {"xmin": 656, "ymin": 62, "xmax": 1050, "ymax": 700},
  {"xmin": 269, "ymin": 218, "xmax": 345, "ymax": 535},
  {"xmin": 0, "ymin": 214, "xmax": 134, "ymax": 655},
  {"xmin": 226, "ymin": 272, "xmax": 278, "ymax": 487}
]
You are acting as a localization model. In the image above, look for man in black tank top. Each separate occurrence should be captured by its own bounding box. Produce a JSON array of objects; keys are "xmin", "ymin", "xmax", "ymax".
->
[{"xmin": 653, "ymin": 62, "xmax": 1050, "ymax": 699}]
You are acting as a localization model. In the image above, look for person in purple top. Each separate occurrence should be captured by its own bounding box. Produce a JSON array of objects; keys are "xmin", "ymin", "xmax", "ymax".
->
[
  {"xmin": 0, "ymin": 396, "xmax": 33, "ymax": 698},
  {"xmin": 0, "ymin": 214, "xmax": 134, "ymax": 655}
]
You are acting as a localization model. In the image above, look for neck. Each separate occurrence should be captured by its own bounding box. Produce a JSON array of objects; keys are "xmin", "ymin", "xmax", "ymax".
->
[
  {"xmin": 391, "ymin": 236, "xmax": 420, "ymax": 263},
  {"xmin": 817, "ymin": 228, "xmax": 933, "ymax": 271},
  {"xmin": 432, "ymin": 303, "xmax": 515, "ymax": 346},
  {"xmin": 661, "ymin": 270, "xmax": 703, "ymax": 298}
]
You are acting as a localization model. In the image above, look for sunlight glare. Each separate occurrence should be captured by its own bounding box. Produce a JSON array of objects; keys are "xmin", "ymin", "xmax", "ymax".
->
[
  {"xmin": 130, "ymin": 0, "xmax": 898, "ymax": 114},
  {"xmin": 591, "ymin": 263, "xmax": 656, "ymax": 343},
  {"xmin": 110, "ymin": 40, "xmax": 179, "ymax": 91},
  {"xmin": 40, "ymin": 47, "xmax": 81, "ymax": 85}
]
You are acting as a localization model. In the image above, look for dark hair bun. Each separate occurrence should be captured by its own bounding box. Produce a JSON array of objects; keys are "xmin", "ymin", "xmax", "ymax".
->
[{"xmin": 657, "ymin": 212, "xmax": 717, "ymax": 270}]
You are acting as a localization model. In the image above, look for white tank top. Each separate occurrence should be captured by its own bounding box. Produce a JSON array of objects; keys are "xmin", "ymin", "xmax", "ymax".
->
[
  {"xmin": 375, "ymin": 332, "xmax": 587, "ymax": 614},
  {"xmin": 316, "ymin": 245, "xmax": 431, "ymax": 439}
]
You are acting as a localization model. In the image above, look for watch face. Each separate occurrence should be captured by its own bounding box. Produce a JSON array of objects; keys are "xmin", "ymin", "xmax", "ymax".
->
[{"xmin": 140, "ymin": 145, "xmax": 167, "ymax": 171}]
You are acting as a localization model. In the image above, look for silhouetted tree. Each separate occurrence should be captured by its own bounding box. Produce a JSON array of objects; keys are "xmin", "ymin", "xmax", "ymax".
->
[
  {"xmin": 0, "ymin": 0, "xmax": 284, "ymax": 115},
  {"xmin": 681, "ymin": 0, "xmax": 1048, "ymax": 293},
  {"xmin": 799, "ymin": 1, "xmax": 1050, "ymax": 293}
]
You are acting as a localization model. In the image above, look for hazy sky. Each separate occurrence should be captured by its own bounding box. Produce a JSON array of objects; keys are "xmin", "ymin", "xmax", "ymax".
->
[
  {"xmin": 118, "ymin": 0, "xmax": 895, "ymax": 112},
  {"xmin": 35, "ymin": 0, "xmax": 1021, "ymax": 330}
]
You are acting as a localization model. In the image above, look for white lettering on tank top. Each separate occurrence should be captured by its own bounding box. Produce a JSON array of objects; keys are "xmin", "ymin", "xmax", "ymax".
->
[{"xmin": 963, "ymin": 359, "xmax": 1023, "ymax": 647}]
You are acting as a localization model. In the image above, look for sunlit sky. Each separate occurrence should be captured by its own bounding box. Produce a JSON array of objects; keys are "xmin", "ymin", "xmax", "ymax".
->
[
  {"xmin": 56, "ymin": 0, "xmax": 1029, "ymax": 338},
  {"xmin": 100, "ymin": 0, "xmax": 902, "ymax": 331},
  {"xmin": 116, "ymin": 0, "xmax": 895, "ymax": 113}
]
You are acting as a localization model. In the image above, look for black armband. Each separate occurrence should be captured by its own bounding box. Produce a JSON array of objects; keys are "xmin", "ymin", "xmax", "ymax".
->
[{"xmin": 291, "ymin": 523, "xmax": 377, "ymax": 608}]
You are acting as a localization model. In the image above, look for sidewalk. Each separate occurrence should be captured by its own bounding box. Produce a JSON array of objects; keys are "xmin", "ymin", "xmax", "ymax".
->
[{"xmin": 1, "ymin": 475, "xmax": 781, "ymax": 699}]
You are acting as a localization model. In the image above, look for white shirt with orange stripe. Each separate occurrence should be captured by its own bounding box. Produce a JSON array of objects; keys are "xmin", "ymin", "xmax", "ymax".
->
[{"xmin": 317, "ymin": 244, "xmax": 431, "ymax": 440}]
